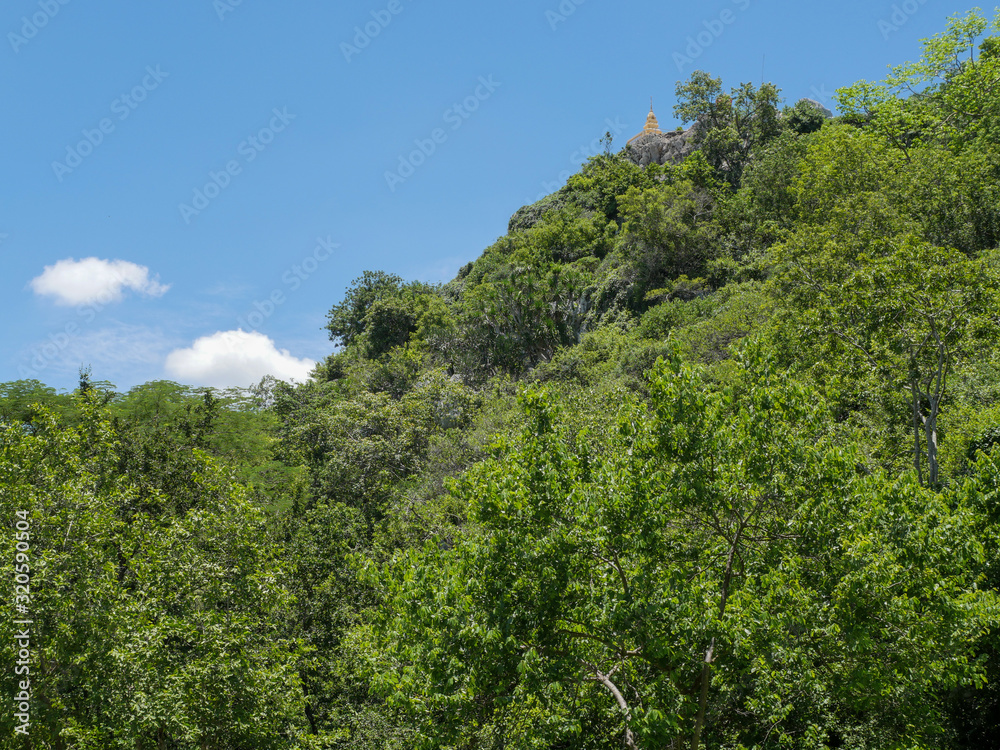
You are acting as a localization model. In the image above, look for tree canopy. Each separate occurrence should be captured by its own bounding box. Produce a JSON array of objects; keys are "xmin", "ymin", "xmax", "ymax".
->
[{"xmin": 5, "ymin": 9, "xmax": 1000, "ymax": 747}]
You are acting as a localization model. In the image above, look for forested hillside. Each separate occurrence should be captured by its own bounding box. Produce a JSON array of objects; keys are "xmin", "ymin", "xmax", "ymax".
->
[{"xmin": 4, "ymin": 9, "xmax": 1000, "ymax": 749}]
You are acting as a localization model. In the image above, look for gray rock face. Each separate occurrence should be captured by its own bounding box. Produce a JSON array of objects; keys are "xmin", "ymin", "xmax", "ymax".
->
[
  {"xmin": 799, "ymin": 98, "xmax": 834, "ymax": 119},
  {"xmin": 625, "ymin": 123, "xmax": 701, "ymax": 167}
]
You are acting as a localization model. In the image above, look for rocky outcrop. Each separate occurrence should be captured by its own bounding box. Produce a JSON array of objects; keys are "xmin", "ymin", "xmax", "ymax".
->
[
  {"xmin": 626, "ymin": 122, "xmax": 702, "ymax": 167},
  {"xmin": 507, "ymin": 122, "xmax": 704, "ymax": 235},
  {"xmin": 799, "ymin": 98, "xmax": 833, "ymax": 119}
]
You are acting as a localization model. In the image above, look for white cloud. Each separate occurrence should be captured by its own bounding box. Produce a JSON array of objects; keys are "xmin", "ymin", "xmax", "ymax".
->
[
  {"xmin": 30, "ymin": 257, "xmax": 170, "ymax": 306},
  {"xmin": 165, "ymin": 330, "xmax": 315, "ymax": 388}
]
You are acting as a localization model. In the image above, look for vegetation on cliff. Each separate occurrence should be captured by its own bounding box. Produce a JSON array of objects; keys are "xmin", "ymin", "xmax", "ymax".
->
[{"xmin": 4, "ymin": 9, "xmax": 1000, "ymax": 748}]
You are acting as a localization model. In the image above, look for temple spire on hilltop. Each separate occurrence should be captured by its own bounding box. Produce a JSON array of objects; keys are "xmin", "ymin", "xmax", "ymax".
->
[
  {"xmin": 626, "ymin": 98, "xmax": 700, "ymax": 168},
  {"xmin": 628, "ymin": 100, "xmax": 663, "ymax": 146}
]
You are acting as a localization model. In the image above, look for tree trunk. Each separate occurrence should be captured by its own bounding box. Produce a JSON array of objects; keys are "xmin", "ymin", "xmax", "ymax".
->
[
  {"xmin": 593, "ymin": 671, "xmax": 639, "ymax": 750},
  {"xmin": 910, "ymin": 385, "xmax": 924, "ymax": 486},
  {"xmin": 691, "ymin": 525, "xmax": 741, "ymax": 748},
  {"xmin": 920, "ymin": 330, "xmax": 947, "ymax": 488},
  {"xmin": 911, "ymin": 350, "xmax": 945, "ymax": 488},
  {"xmin": 923, "ymin": 401, "xmax": 941, "ymax": 487},
  {"xmin": 690, "ymin": 639, "xmax": 715, "ymax": 750}
]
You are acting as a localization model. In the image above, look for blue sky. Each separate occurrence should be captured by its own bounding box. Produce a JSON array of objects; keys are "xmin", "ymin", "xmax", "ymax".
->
[{"xmin": 0, "ymin": 0, "xmax": 984, "ymax": 392}]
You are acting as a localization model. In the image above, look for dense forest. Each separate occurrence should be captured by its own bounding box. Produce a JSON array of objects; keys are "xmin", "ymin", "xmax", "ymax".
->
[{"xmin": 5, "ymin": 9, "xmax": 1000, "ymax": 749}]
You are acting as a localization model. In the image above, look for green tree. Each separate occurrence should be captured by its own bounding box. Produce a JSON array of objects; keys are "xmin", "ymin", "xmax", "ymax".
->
[
  {"xmin": 674, "ymin": 71, "xmax": 783, "ymax": 188},
  {"xmin": 326, "ymin": 271, "xmax": 405, "ymax": 348},
  {"xmin": 110, "ymin": 380, "xmax": 298, "ymax": 511},
  {"xmin": 366, "ymin": 351, "xmax": 996, "ymax": 748},
  {"xmin": 836, "ymin": 9, "xmax": 1000, "ymax": 153},
  {"xmin": 0, "ymin": 379, "xmax": 74, "ymax": 427},
  {"xmin": 280, "ymin": 499, "xmax": 410, "ymax": 748},
  {"xmin": 613, "ymin": 180, "xmax": 716, "ymax": 304},
  {"xmin": 361, "ymin": 284, "xmax": 453, "ymax": 360},
  {"xmin": 776, "ymin": 231, "xmax": 1000, "ymax": 487},
  {"xmin": 0, "ymin": 396, "xmax": 304, "ymax": 747},
  {"xmin": 564, "ymin": 152, "xmax": 667, "ymax": 224},
  {"xmin": 783, "ymin": 99, "xmax": 827, "ymax": 135},
  {"xmin": 457, "ymin": 264, "xmax": 590, "ymax": 378}
]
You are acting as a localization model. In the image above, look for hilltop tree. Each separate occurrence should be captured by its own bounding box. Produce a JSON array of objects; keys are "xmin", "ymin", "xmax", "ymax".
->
[
  {"xmin": 836, "ymin": 8, "xmax": 1000, "ymax": 152},
  {"xmin": 674, "ymin": 71, "xmax": 782, "ymax": 189}
]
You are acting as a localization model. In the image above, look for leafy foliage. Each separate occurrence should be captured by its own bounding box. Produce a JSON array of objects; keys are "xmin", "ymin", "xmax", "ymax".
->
[
  {"xmin": 366, "ymin": 352, "xmax": 997, "ymax": 749},
  {"xmin": 674, "ymin": 70, "xmax": 783, "ymax": 188},
  {"xmin": 6, "ymin": 11, "xmax": 1000, "ymax": 747},
  {"xmin": 0, "ymin": 397, "xmax": 304, "ymax": 747}
]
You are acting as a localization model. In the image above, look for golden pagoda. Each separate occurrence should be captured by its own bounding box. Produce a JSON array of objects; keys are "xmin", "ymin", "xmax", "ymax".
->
[{"xmin": 627, "ymin": 100, "xmax": 663, "ymax": 146}]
